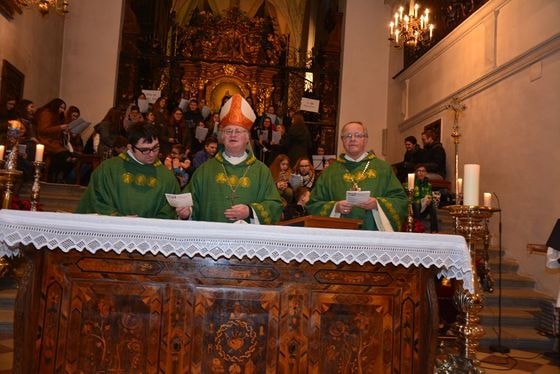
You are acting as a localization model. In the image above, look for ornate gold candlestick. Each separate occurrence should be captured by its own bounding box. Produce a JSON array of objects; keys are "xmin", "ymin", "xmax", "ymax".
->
[
  {"xmin": 406, "ymin": 187, "xmax": 414, "ymax": 232},
  {"xmin": 30, "ymin": 161, "xmax": 45, "ymax": 211},
  {"xmin": 439, "ymin": 205, "xmax": 496, "ymax": 373},
  {"xmin": 0, "ymin": 144, "xmax": 23, "ymax": 209}
]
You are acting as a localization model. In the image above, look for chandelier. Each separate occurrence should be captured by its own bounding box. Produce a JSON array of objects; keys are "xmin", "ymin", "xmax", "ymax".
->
[
  {"xmin": 388, "ymin": 0, "xmax": 433, "ymax": 48},
  {"xmin": 17, "ymin": 0, "xmax": 69, "ymax": 16}
]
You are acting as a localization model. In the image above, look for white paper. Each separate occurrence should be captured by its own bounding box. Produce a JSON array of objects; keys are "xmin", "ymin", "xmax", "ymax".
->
[
  {"xmin": 165, "ymin": 193, "xmax": 193, "ymax": 208},
  {"xmin": 300, "ymin": 97, "xmax": 320, "ymax": 113},
  {"xmin": 271, "ymin": 131, "xmax": 281, "ymax": 144},
  {"xmin": 178, "ymin": 98, "xmax": 189, "ymax": 112},
  {"xmin": 68, "ymin": 118, "xmax": 91, "ymax": 135},
  {"xmin": 289, "ymin": 174, "xmax": 303, "ymax": 189},
  {"xmin": 137, "ymin": 98, "xmax": 149, "ymax": 113},
  {"xmin": 195, "ymin": 127, "xmax": 209, "ymax": 142},
  {"xmin": 142, "ymin": 89, "xmax": 161, "ymax": 104},
  {"xmin": 346, "ymin": 190, "xmax": 371, "ymax": 205}
]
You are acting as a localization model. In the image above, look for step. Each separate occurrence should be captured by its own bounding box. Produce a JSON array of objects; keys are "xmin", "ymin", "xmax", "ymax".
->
[
  {"xmin": 479, "ymin": 326, "xmax": 556, "ymax": 352},
  {"xmin": 488, "ymin": 258, "xmax": 519, "ymax": 273},
  {"xmin": 481, "ymin": 272, "xmax": 536, "ymax": 290},
  {"xmin": 485, "ymin": 288, "xmax": 553, "ymax": 308},
  {"xmin": 480, "ymin": 306, "xmax": 540, "ymax": 327}
]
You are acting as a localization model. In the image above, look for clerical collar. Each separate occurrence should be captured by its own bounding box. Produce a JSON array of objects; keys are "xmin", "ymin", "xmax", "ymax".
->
[
  {"xmin": 344, "ymin": 152, "xmax": 368, "ymax": 162},
  {"xmin": 223, "ymin": 151, "xmax": 248, "ymax": 165},
  {"xmin": 127, "ymin": 150, "xmax": 146, "ymax": 165}
]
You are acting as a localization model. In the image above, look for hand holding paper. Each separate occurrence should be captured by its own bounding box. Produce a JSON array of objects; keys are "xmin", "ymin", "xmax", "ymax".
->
[
  {"xmin": 346, "ymin": 191, "xmax": 371, "ymax": 205},
  {"xmin": 165, "ymin": 193, "xmax": 193, "ymax": 208}
]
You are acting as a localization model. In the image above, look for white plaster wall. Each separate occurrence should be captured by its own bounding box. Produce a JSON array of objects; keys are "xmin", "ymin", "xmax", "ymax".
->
[
  {"xmin": 59, "ymin": 0, "xmax": 123, "ymax": 125},
  {"xmin": 0, "ymin": 8, "xmax": 65, "ymax": 105},
  {"xmin": 386, "ymin": 0, "xmax": 560, "ymax": 298},
  {"xmin": 338, "ymin": 0, "xmax": 391, "ymax": 157}
]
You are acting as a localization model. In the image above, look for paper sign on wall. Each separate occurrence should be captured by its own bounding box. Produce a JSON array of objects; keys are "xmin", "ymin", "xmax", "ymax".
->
[{"xmin": 300, "ymin": 97, "xmax": 320, "ymax": 113}]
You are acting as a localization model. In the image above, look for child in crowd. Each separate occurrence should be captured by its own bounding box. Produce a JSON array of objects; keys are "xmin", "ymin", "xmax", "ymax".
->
[
  {"xmin": 164, "ymin": 144, "xmax": 191, "ymax": 188},
  {"xmin": 413, "ymin": 164, "xmax": 438, "ymax": 233},
  {"xmin": 269, "ymin": 154, "xmax": 293, "ymax": 205}
]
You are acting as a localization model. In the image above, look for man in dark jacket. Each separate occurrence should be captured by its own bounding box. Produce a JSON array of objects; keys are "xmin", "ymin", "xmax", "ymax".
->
[
  {"xmin": 396, "ymin": 135, "xmax": 425, "ymax": 183},
  {"xmin": 286, "ymin": 112, "xmax": 313, "ymax": 167},
  {"xmin": 421, "ymin": 129, "xmax": 446, "ymax": 180}
]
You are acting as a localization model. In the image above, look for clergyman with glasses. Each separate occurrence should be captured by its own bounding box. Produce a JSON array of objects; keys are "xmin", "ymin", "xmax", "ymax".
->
[
  {"xmin": 176, "ymin": 94, "xmax": 282, "ymax": 224},
  {"xmin": 307, "ymin": 121, "xmax": 407, "ymax": 231},
  {"xmin": 76, "ymin": 122, "xmax": 180, "ymax": 218}
]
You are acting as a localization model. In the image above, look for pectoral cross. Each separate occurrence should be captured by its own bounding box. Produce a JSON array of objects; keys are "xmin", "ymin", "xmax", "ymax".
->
[
  {"xmin": 352, "ymin": 183, "xmax": 361, "ymax": 192},
  {"xmin": 227, "ymin": 193, "xmax": 239, "ymax": 207}
]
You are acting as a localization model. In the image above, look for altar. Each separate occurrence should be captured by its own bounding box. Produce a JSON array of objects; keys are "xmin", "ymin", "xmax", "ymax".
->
[{"xmin": 0, "ymin": 210, "xmax": 472, "ymax": 373}]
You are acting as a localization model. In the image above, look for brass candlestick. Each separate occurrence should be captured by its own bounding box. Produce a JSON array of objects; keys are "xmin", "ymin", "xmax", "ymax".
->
[
  {"xmin": 406, "ymin": 188, "xmax": 414, "ymax": 232},
  {"xmin": 30, "ymin": 161, "xmax": 45, "ymax": 211},
  {"xmin": 438, "ymin": 205, "xmax": 496, "ymax": 373},
  {"xmin": 0, "ymin": 143, "xmax": 23, "ymax": 209}
]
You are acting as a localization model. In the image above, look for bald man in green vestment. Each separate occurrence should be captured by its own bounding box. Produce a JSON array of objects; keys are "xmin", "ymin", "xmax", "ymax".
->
[{"xmin": 307, "ymin": 121, "xmax": 407, "ymax": 231}]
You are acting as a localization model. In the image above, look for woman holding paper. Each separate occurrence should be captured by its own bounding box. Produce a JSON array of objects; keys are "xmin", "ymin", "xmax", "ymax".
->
[{"xmin": 36, "ymin": 98, "xmax": 75, "ymax": 182}]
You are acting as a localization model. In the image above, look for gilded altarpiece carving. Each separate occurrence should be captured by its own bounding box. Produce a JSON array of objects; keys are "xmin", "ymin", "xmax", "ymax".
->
[{"xmin": 16, "ymin": 248, "xmax": 437, "ymax": 373}]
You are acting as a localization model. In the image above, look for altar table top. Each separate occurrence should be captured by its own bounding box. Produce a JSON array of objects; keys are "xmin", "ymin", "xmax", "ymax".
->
[{"xmin": 0, "ymin": 210, "xmax": 474, "ymax": 292}]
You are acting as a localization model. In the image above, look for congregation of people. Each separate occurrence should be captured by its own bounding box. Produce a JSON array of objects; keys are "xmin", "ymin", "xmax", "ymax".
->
[{"xmin": 0, "ymin": 92, "xmax": 446, "ymax": 232}]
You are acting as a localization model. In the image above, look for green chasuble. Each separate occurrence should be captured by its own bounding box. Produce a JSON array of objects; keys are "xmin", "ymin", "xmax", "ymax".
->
[
  {"xmin": 185, "ymin": 151, "xmax": 283, "ymax": 224},
  {"xmin": 308, "ymin": 151, "xmax": 407, "ymax": 231},
  {"xmin": 76, "ymin": 152, "xmax": 179, "ymax": 219}
]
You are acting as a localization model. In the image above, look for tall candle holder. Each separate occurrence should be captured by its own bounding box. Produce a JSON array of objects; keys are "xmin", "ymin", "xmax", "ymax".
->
[
  {"xmin": 0, "ymin": 143, "xmax": 23, "ymax": 209},
  {"xmin": 436, "ymin": 205, "xmax": 496, "ymax": 373},
  {"xmin": 406, "ymin": 187, "xmax": 414, "ymax": 232},
  {"xmin": 30, "ymin": 161, "xmax": 45, "ymax": 211}
]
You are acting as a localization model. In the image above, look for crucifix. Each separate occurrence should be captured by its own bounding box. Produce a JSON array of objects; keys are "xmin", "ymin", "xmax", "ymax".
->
[{"xmin": 446, "ymin": 97, "xmax": 467, "ymax": 202}]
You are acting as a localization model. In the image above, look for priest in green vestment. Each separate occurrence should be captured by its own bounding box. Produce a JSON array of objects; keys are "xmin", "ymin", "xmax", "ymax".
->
[
  {"xmin": 76, "ymin": 123, "xmax": 179, "ymax": 218},
  {"xmin": 177, "ymin": 94, "xmax": 282, "ymax": 224},
  {"xmin": 308, "ymin": 122, "xmax": 407, "ymax": 231}
]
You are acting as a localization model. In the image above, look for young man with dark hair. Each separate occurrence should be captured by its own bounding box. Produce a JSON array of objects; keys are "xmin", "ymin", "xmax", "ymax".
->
[{"xmin": 76, "ymin": 123, "xmax": 179, "ymax": 218}]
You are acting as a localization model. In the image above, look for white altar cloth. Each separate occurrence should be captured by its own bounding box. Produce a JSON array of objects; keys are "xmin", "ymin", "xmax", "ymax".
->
[{"xmin": 0, "ymin": 210, "xmax": 474, "ymax": 292}]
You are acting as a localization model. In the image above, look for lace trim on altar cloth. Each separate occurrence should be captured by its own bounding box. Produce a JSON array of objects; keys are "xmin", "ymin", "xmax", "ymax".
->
[{"xmin": 0, "ymin": 210, "xmax": 474, "ymax": 292}]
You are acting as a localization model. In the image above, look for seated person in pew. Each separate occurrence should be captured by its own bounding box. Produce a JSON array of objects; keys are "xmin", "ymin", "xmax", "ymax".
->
[
  {"xmin": 76, "ymin": 122, "xmax": 179, "ymax": 218},
  {"xmin": 307, "ymin": 121, "xmax": 407, "ymax": 231},
  {"xmin": 176, "ymin": 94, "xmax": 282, "ymax": 224}
]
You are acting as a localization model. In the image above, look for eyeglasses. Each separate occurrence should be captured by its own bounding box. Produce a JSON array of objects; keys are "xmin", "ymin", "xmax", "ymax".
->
[
  {"xmin": 341, "ymin": 133, "xmax": 367, "ymax": 141},
  {"xmin": 133, "ymin": 145, "xmax": 160, "ymax": 155},
  {"xmin": 222, "ymin": 128, "xmax": 248, "ymax": 136}
]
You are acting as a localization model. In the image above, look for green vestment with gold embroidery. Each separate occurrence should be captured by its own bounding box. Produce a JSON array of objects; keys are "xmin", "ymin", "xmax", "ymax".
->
[
  {"xmin": 307, "ymin": 152, "xmax": 407, "ymax": 231},
  {"xmin": 76, "ymin": 152, "xmax": 179, "ymax": 218},
  {"xmin": 185, "ymin": 151, "xmax": 283, "ymax": 224}
]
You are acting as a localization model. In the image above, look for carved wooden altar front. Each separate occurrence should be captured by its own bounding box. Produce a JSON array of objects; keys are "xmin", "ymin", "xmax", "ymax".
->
[{"xmin": 16, "ymin": 248, "xmax": 437, "ymax": 373}]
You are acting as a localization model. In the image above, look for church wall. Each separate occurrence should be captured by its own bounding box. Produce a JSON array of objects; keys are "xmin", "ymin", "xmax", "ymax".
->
[
  {"xmin": 59, "ymin": 0, "xmax": 124, "ymax": 124},
  {"xmin": 338, "ymin": 0, "xmax": 391, "ymax": 157},
  {"xmin": 0, "ymin": 8, "xmax": 65, "ymax": 106},
  {"xmin": 386, "ymin": 0, "xmax": 560, "ymax": 298}
]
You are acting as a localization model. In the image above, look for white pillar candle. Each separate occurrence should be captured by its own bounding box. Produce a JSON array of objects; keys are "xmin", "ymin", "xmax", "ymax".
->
[
  {"xmin": 35, "ymin": 144, "xmax": 45, "ymax": 162},
  {"xmin": 457, "ymin": 178, "xmax": 463, "ymax": 193},
  {"xmin": 0, "ymin": 145, "xmax": 4, "ymax": 161},
  {"xmin": 408, "ymin": 173, "xmax": 415, "ymax": 190},
  {"xmin": 463, "ymin": 164, "xmax": 480, "ymax": 206},
  {"xmin": 483, "ymin": 192, "xmax": 492, "ymax": 208}
]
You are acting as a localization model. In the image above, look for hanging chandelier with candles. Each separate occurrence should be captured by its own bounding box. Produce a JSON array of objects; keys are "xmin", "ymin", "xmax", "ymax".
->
[
  {"xmin": 16, "ymin": 0, "xmax": 69, "ymax": 16},
  {"xmin": 388, "ymin": 0, "xmax": 433, "ymax": 48}
]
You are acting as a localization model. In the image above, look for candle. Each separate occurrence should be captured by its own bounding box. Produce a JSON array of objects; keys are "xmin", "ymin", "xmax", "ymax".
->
[
  {"xmin": 420, "ymin": 15, "xmax": 424, "ymax": 29},
  {"xmin": 483, "ymin": 192, "xmax": 492, "ymax": 208},
  {"xmin": 404, "ymin": 15, "xmax": 409, "ymax": 31},
  {"xmin": 395, "ymin": 13, "xmax": 399, "ymax": 26},
  {"xmin": 0, "ymin": 145, "xmax": 4, "ymax": 161},
  {"xmin": 414, "ymin": 3, "xmax": 419, "ymax": 18},
  {"xmin": 408, "ymin": 173, "xmax": 415, "ymax": 190},
  {"xmin": 429, "ymin": 24, "xmax": 434, "ymax": 39},
  {"xmin": 399, "ymin": 6, "xmax": 404, "ymax": 19},
  {"xmin": 395, "ymin": 29, "xmax": 400, "ymax": 43},
  {"xmin": 35, "ymin": 144, "xmax": 45, "ymax": 162},
  {"xmin": 425, "ymin": 8, "xmax": 429, "ymax": 24},
  {"xmin": 457, "ymin": 178, "xmax": 463, "ymax": 193},
  {"xmin": 463, "ymin": 164, "xmax": 480, "ymax": 206},
  {"xmin": 390, "ymin": 22, "xmax": 394, "ymax": 35}
]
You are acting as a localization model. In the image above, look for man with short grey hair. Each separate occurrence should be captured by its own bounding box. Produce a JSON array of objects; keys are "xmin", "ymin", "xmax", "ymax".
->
[{"xmin": 307, "ymin": 121, "xmax": 407, "ymax": 231}]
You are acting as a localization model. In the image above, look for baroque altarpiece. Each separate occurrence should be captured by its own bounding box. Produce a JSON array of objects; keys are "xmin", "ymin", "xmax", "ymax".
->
[{"xmin": 116, "ymin": 0, "xmax": 342, "ymax": 152}]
